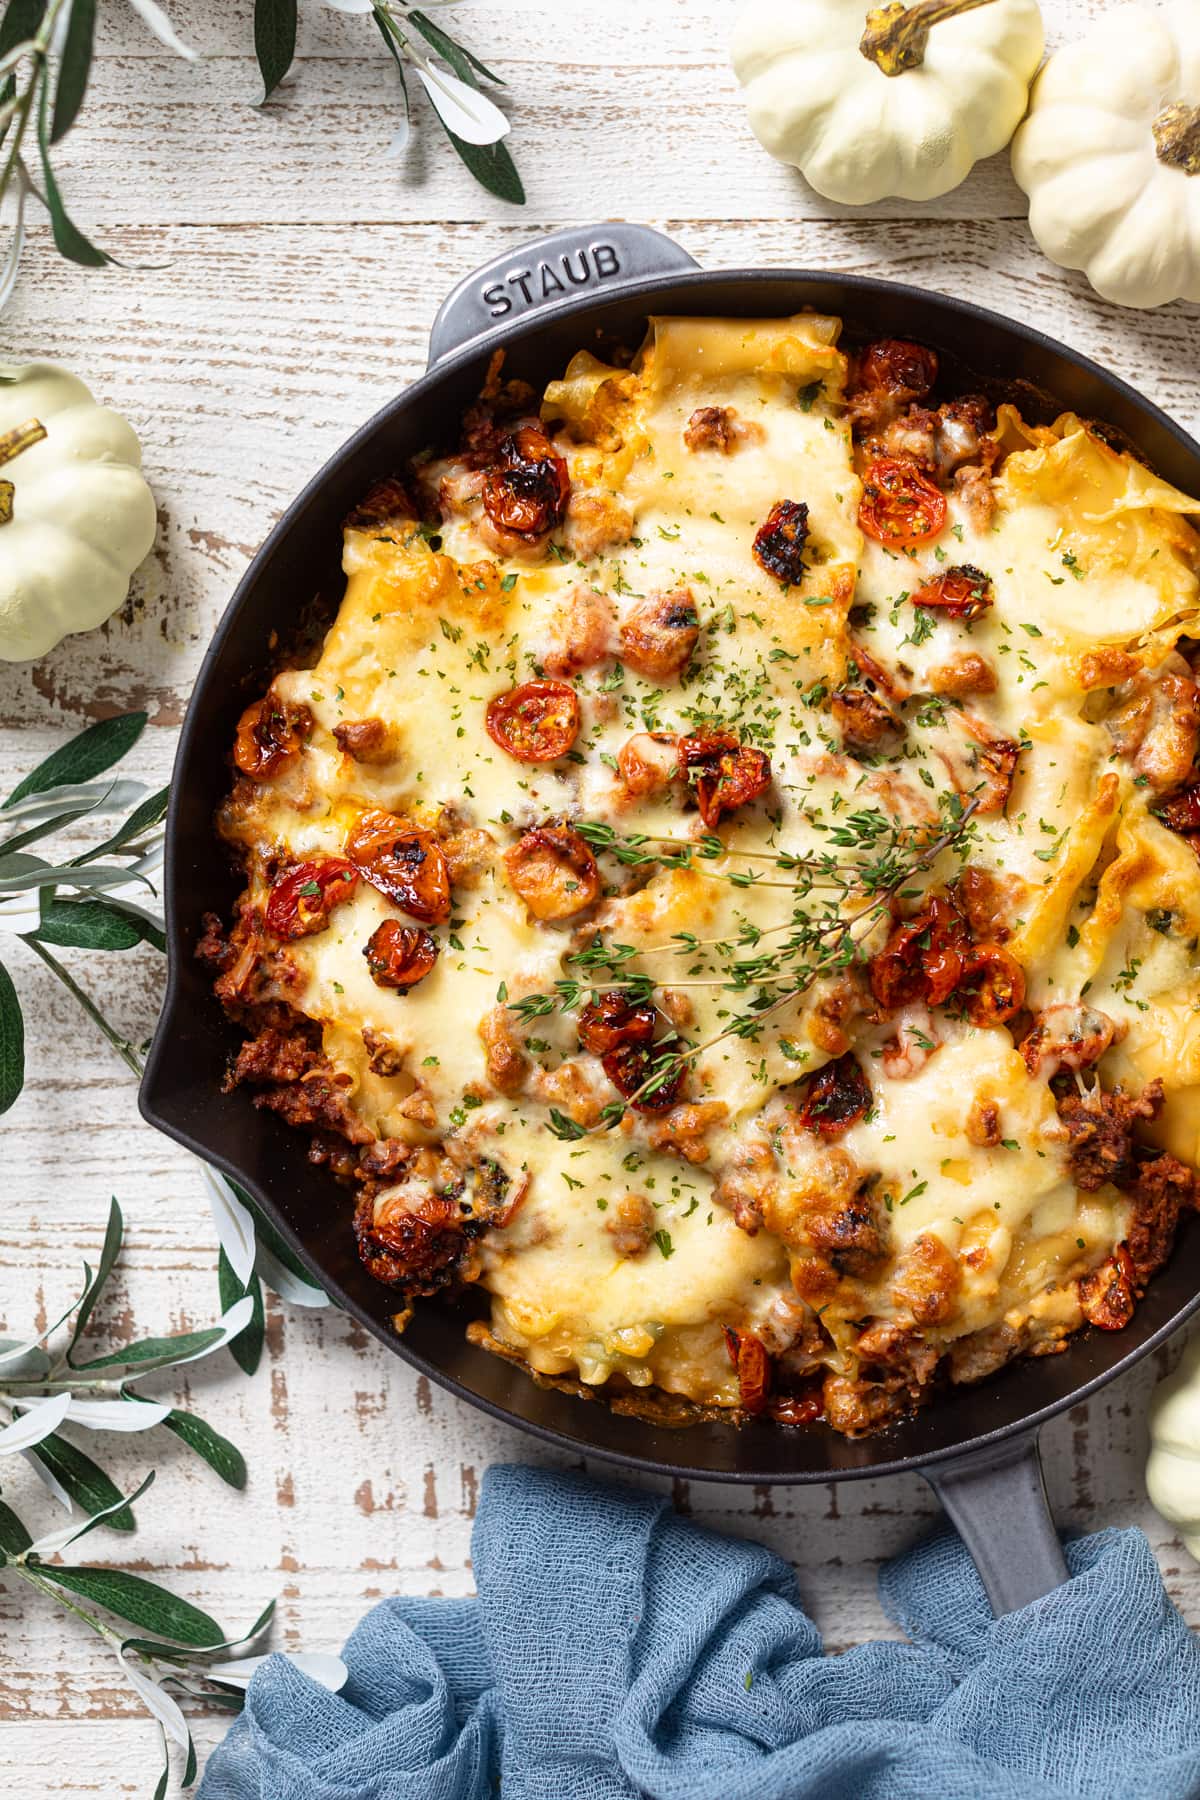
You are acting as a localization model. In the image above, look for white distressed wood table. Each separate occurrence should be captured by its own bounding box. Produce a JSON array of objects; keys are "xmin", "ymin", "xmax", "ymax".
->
[{"xmin": 2, "ymin": 1, "xmax": 1199, "ymax": 1789}]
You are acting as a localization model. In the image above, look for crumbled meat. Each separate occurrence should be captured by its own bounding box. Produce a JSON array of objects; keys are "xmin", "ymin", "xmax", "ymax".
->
[
  {"xmin": 891, "ymin": 1232, "xmax": 960, "ymax": 1327},
  {"xmin": 479, "ymin": 1005, "xmax": 531, "ymax": 1096},
  {"xmin": 948, "ymin": 1322, "xmax": 1021, "ymax": 1385},
  {"xmin": 645, "ymin": 1099, "xmax": 728, "ymax": 1164},
  {"xmin": 1107, "ymin": 668, "xmax": 1200, "ymax": 787},
  {"xmin": 807, "ymin": 972, "xmax": 868, "ymax": 1058},
  {"xmin": 504, "ymin": 823, "xmax": 601, "ymax": 921},
  {"xmin": 854, "ymin": 1320, "xmax": 940, "ymax": 1389},
  {"xmin": 1078, "ymin": 1245, "xmax": 1136, "ymax": 1331},
  {"xmin": 928, "ymin": 652, "xmax": 997, "ymax": 698},
  {"xmin": 564, "ymin": 489, "xmax": 634, "ymax": 560},
  {"xmin": 822, "ymin": 1373, "xmax": 907, "ymax": 1436},
  {"xmin": 954, "ymin": 866, "xmax": 1025, "ymax": 943},
  {"xmin": 965, "ymin": 1098, "xmax": 1002, "ymax": 1148},
  {"xmin": 540, "ymin": 585, "xmax": 616, "ymax": 677},
  {"xmin": 1122, "ymin": 1151, "xmax": 1198, "ymax": 1287},
  {"xmin": 619, "ymin": 588, "xmax": 700, "ymax": 681},
  {"xmin": 1055, "ymin": 1078, "xmax": 1164, "ymax": 1191},
  {"xmin": 333, "ymin": 718, "xmax": 393, "ymax": 764},
  {"xmin": 831, "ymin": 686, "xmax": 904, "ymax": 756},
  {"xmin": 1078, "ymin": 648, "xmax": 1143, "ymax": 691},
  {"xmin": 683, "ymin": 405, "xmax": 761, "ymax": 454},
  {"xmin": 714, "ymin": 1139, "xmax": 774, "ymax": 1235},
  {"xmin": 952, "ymin": 463, "xmax": 996, "ymax": 532},
  {"xmin": 344, "ymin": 476, "xmax": 418, "ymax": 532},
  {"xmin": 605, "ymin": 1193, "xmax": 655, "ymax": 1258},
  {"xmin": 362, "ymin": 1025, "xmax": 405, "ymax": 1077},
  {"xmin": 616, "ymin": 732, "xmax": 677, "ymax": 800}
]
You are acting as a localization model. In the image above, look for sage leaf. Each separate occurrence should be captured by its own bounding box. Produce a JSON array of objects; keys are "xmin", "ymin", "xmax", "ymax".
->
[
  {"xmin": 67, "ymin": 1196, "xmax": 122, "ymax": 1359},
  {"xmin": 123, "ymin": 1597, "xmax": 276, "ymax": 1667},
  {"xmin": 162, "ymin": 1409, "xmax": 247, "ymax": 1491},
  {"xmin": 28, "ymin": 1472, "xmax": 154, "ymax": 1555},
  {"xmin": 39, "ymin": 1564, "xmax": 226, "ymax": 1646},
  {"xmin": 0, "ymin": 954, "xmax": 23, "ymax": 1113},
  {"xmin": 232, "ymin": 1179, "xmax": 327, "ymax": 1304},
  {"xmin": 30, "ymin": 896, "xmax": 143, "ymax": 951},
  {"xmin": 0, "ymin": 1499, "xmax": 32, "ymax": 1557},
  {"xmin": 415, "ymin": 64, "xmax": 509, "ymax": 146},
  {"xmin": 0, "ymin": 859, "xmax": 154, "ymax": 896},
  {"xmin": 0, "ymin": 1392, "xmax": 71, "ymax": 1452},
  {"xmin": 0, "ymin": 808, "xmax": 93, "ymax": 859},
  {"xmin": 5, "ymin": 714, "xmax": 147, "ymax": 808},
  {"xmin": 254, "ymin": 0, "xmax": 297, "ymax": 101},
  {"xmin": 25, "ymin": 1431, "xmax": 136, "ymax": 1530},
  {"xmin": 36, "ymin": 73, "xmax": 112, "ymax": 267},
  {"xmin": 219, "ymin": 1252, "xmax": 264, "ymax": 1377},
  {"xmin": 3, "ymin": 776, "xmax": 148, "ymax": 826},
  {"xmin": 0, "ymin": 166, "xmax": 28, "ymax": 312},
  {"xmin": 51, "ymin": 0, "xmax": 95, "ymax": 141}
]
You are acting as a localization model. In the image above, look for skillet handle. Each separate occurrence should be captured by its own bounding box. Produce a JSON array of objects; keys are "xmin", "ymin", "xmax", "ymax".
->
[
  {"xmin": 922, "ymin": 1429, "xmax": 1068, "ymax": 1616},
  {"xmin": 427, "ymin": 224, "xmax": 700, "ymax": 368}
]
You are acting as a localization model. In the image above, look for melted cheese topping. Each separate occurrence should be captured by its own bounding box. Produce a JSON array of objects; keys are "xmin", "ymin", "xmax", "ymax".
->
[{"xmin": 221, "ymin": 314, "xmax": 1200, "ymax": 1424}]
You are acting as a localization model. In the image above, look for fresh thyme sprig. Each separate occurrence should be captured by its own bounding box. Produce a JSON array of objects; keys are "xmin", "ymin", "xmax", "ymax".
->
[{"xmin": 518, "ymin": 794, "xmax": 981, "ymax": 1135}]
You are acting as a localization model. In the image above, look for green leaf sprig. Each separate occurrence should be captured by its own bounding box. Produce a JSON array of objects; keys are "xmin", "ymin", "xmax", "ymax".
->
[
  {"xmin": 255, "ymin": 0, "xmax": 525, "ymax": 205},
  {"xmin": 0, "ymin": 1195, "xmax": 351, "ymax": 1795}
]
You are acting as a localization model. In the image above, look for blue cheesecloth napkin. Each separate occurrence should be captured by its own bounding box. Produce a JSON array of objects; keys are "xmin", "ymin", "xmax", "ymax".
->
[{"xmin": 198, "ymin": 1462, "xmax": 1200, "ymax": 1800}]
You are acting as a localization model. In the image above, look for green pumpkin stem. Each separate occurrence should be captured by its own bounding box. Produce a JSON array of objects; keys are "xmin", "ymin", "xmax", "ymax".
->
[
  {"xmin": 860, "ymin": 0, "xmax": 999, "ymax": 76},
  {"xmin": 0, "ymin": 417, "xmax": 47, "ymax": 527},
  {"xmin": 1154, "ymin": 104, "xmax": 1200, "ymax": 177}
]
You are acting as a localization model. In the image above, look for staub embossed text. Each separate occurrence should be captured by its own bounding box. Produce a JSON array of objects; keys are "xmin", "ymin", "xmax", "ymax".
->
[{"xmin": 480, "ymin": 242, "xmax": 622, "ymax": 318}]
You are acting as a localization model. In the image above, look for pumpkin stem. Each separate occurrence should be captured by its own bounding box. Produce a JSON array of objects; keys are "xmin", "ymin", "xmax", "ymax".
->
[
  {"xmin": 1154, "ymin": 104, "xmax": 1200, "ymax": 177},
  {"xmin": 860, "ymin": 0, "xmax": 999, "ymax": 76},
  {"xmin": 0, "ymin": 417, "xmax": 47, "ymax": 527}
]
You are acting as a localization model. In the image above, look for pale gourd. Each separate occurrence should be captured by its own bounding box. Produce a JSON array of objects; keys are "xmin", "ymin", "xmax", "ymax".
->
[
  {"xmin": 1012, "ymin": 3, "xmax": 1200, "ymax": 309},
  {"xmin": 0, "ymin": 363, "xmax": 157, "ymax": 662},
  {"xmin": 1147, "ymin": 1334, "xmax": 1200, "ymax": 1559},
  {"xmin": 731, "ymin": 0, "xmax": 1045, "ymax": 205}
]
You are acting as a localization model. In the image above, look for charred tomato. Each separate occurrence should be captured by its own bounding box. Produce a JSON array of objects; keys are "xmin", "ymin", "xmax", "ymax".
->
[
  {"xmin": 677, "ymin": 730, "xmax": 772, "ymax": 829},
  {"xmin": 264, "ymin": 858, "xmax": 358, "ymax": 941},
  {"xmin": 577, "ymin": 990, "xmax": 658, "ymax": 1058},
  {"xmin": 481, "ymin": 425, "xmax": 570, "ymax": 540},
  {"xmin": 912, "ymin": 564, "xmax": 993, "ymax": 621},
  {"xmin": 753, "ymin": 499, "xmax": 810, "ymax": 585},
  {"xmin": 794, "ymin": 1052, "xmax": 872, "ymax": 1136},
  {"xmin": 363, "ymin": 921, "xmax": 439, "ymax": 991},
  {"xmin": 233, "ymin": 696, "xmax": 313, "ymax": 780},
  {"xmin": 485, "ymin": 680, "xmax": 581, "ymax": 763},
  {"xmin": 859, "ymin": 457, "xmax": 947, "ymax": 549},
  {"xmin": 347, "ymin": 810, "xmax": 451, "ymax": 924}
]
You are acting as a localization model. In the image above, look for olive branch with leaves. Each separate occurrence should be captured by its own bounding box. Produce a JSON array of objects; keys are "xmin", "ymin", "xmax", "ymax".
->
[
  {"xmin": 0, "ymin": 0, "xmax": 522, "ymax": 311},
  {"xmin": 0, "ymin": 712, "xmax": 341, "ymax": 1792}
]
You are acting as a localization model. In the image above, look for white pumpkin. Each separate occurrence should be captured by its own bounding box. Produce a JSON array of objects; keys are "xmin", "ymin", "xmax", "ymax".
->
[
  {"xmin": 1012, "ymin": 3, "xmax": 1200, "ymax": 309},
  {"xmin": 0, "ymin": 363, "xmax": 157, "ymax": 663},
  {"xmin": 731, "ymin": 0, "xmax": 1045, "ymax": 205},
  {"xmin": 1148, "ymin": 1334, "xmax": 1200, "ymax": 1559}
]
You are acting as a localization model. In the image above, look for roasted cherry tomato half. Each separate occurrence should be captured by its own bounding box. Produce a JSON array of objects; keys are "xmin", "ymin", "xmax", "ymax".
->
[
  {"xmin": 912, "ymin": 564, "xmax": 993, "ymax": 621},
  {"xmin": 481, "ymin": 425, "xmax": 570, "ymax": 539},
  {"xmin": 264, "ymin": 858, "xmax": 358, "ymax": 941},
  {"xmin": 958, "ymin": 945, "xmax": 1025, "ymax": 1027},
  {"xmin": 677, "ymin": 730, "xmax": 772, "ymax": 830},
  {"xmin": 601, "ymin": 1037, "xmax": 686, "ymax": 1113},
  {"xmin": 347, "ymin": 809, "xmax": 451, "ymax": 925},
  {"xmin": 486, "ymin": 679, "xmax": 581, "ymax": 763},
  {"xmin": 859, "ymin": 457, "xmax": 948, "ymax": 549},
  {"xmin": 794, "ymin": 1051, "xmax": 872, "ymax": 1137},
  {"xmin": 363, "ymin": 920, "xmax": 439, "ymax": 991},
  {"xmin": 855, "ymin": 338, "xmax": 938, "ymax": 399},
  {"xmin": 869, "ymin": 894, "xmax": 970, "ymax": 1013},
  {"xmin": 753, "ymin": 499, "xmax": 810, "ymax": 585},
  {"xmin": 1158, "ymin": 784, "xmax": 1200, "ymax": 835},
  {"xmin": 577, "ymin": 991, "xmax": 658, "ymax": 1058},
  {"xmin": 233, "ymin": 695, "xmax": 313, "ymax": 780},
  {"xmin": 723, "ymin": 1326, "xmax": 771, "ymax": 1416}
]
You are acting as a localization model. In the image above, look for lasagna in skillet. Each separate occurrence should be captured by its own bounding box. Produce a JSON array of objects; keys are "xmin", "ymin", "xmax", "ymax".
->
[{"xmin": 201, "ymin": 315, "xmax": 1200, "ymax": 1435}]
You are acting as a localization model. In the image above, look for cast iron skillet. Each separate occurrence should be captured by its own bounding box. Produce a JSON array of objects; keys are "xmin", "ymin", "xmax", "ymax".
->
[{"xmin": 140, "ymin": 225, "xmax": 1200, "ymax": 1617}]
